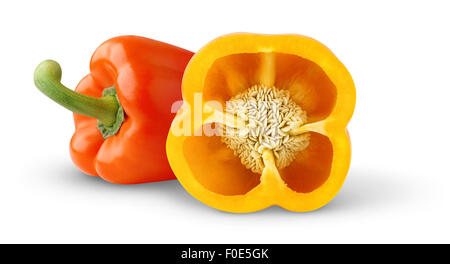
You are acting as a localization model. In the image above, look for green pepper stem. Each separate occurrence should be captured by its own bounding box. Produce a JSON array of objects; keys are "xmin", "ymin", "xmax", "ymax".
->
[{"xmin": 34, "ymin": 60, "xmax": 119, "ymax": 126}]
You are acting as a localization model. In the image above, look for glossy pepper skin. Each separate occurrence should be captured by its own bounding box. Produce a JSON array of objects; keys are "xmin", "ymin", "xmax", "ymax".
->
[{"xmin": 37, "ymin": 36, "xmax": 193, "ymax": 184}]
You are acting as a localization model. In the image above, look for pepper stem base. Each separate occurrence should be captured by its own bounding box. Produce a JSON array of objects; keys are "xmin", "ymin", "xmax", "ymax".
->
[{"xmin": 97, "ymin": 87, "xmax": 124, "ymax": 139}]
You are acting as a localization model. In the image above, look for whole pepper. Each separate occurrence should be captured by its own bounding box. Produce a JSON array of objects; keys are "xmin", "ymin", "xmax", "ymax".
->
[{"xmin": 34, "ymin": 35, "xmax": 193, "ymax": 184}]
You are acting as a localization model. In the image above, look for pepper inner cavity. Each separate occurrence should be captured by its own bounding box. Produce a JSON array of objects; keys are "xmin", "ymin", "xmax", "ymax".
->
[{"xmin": 220, "ymin": 84, "xmax": 310, "ymax": 174}]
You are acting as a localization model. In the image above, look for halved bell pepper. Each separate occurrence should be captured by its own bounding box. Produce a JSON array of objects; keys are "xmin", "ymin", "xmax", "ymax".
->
[
  {"xmin": 166, "ymin": 33, "xmax": 356, "ymax": 212},
  {"xmin": 34, "ymin": 35, "xmax": 193, "ymax": 184}
]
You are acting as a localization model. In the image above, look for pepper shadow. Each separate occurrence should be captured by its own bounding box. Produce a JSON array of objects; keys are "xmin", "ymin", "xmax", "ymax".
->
[
  {"xmin": 259, "ymin": 166, "xmax": 413, "ymax": 215},
  {"xmin": 44, "ymin": 163, "xmax": 413, "ymax": 216},
  {"xmin": 45, "ymin": 162, "xmax": 209, "ymax": 211}
]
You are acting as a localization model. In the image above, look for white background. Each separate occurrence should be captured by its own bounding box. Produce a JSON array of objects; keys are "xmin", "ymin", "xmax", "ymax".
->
[{"xmin": 0, "ymin": 0, "xmax": 449, "ymax": 243}]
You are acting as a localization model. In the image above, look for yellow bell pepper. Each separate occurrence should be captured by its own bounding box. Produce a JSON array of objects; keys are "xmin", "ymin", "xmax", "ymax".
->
[{"xmin": 166, "ymin": 33, "xmax": 356, "ymax": 213}]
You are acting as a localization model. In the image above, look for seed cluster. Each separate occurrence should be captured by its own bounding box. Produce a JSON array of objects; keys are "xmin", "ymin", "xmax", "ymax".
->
[{"xmin": 221, "ymin": 84, "xmax": 310, "ymax": 174}]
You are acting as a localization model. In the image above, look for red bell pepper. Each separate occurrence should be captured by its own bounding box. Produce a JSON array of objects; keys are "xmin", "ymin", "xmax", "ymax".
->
[{"xmin": 34, "ymin": 35, "xmax": 193, "ymax": 184}]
